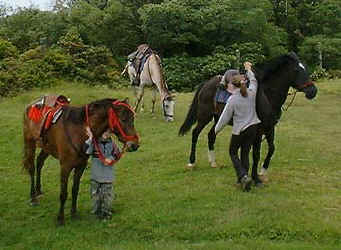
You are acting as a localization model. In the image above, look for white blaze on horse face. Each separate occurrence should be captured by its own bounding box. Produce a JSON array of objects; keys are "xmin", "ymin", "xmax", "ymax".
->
[
  {"xmin": 163, "ymin": 99, "xmax": 175, "ymax": 122},
  {"xmin": 298, "ymin": 62, "xmax": 305, "ymax": 70}
]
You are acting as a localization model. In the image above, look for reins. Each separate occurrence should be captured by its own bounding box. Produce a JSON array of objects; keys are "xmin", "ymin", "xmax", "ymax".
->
[
  {"xmin": 282, "ymin": 89, "xmax": 297, "ymax": 111},
  {"xmin": 85, "ymin": 101, "xmax": 138, "ymax": 166}
]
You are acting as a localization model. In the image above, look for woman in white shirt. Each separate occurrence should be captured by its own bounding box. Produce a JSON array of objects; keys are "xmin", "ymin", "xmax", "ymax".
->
[{"xmin": 215, "ymin": 62, "xmax": 261, "ymax": 192}]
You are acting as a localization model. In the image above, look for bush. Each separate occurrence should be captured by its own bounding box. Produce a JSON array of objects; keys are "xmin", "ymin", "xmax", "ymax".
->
[
  {"xmin": 327, "ymin": 69, "xmax": 341, "ymax": 79},
  {"xmin": 163, "ymin": 44, "xmax": 265, "ymax": 92},
  {"xmin": 310, "ymin": 67, "xmax": 329, "ymax": 81},
  {"xmin": 0, "ymin": 39, "xmax": 18, "ymax": 59}
]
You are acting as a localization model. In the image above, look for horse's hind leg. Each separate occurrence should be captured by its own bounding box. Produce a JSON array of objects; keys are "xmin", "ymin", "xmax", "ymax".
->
[
  {"xmin": 188, "ymin": 119, "xmax": 211, "ymax": 168},
  {"xmin": 23, "ymin": 137, "xmax": 38, "ymax": 205},
  {"xmin": 36, "ymin": 150, "xmax": 49, "ymax": 196},
  {"xmin": 71, "ymin": 165, "xmax": 86, "ymax": 219},
  {"xmin": 134, "ymin": 86, "xmax": 144, "ymax": 113}
]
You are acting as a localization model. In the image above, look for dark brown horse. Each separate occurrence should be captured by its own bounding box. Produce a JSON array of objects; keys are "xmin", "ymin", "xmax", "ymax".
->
[
  {"xmin": 23, "ymin": 97, "xmax": 140, "ymax": 225},
  {"xmin": 179, "ymin": 52, "xmax": 317, "ymax": 184}
]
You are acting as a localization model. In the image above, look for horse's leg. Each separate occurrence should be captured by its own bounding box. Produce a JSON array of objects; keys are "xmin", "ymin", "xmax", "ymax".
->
[
  {"xmin": 36, "ymin": 150, "xmax": 49, "ymax": 196},
  {"xmin": 23, "ymin": 137, "xmax": 38, "ymax": 205},
  {"xmin": 57, "ymin": 166, "xmax": 72, "ymax": 225},
  {"xmin": 134, "ymin": 86, "xmax": 144, "ymax": 113},
  {"xmin": 207, "ymin": 119, "xmax": 218, "ymax": 168},
  {"xmin": 134, "ymin": 86, "xmax": 144, "ymax": 112},
  {"xmin": 188, "ymin": 119, "xmax": 211, "ymax": 168},
  {"xmin": 141, "ymin": 95, "xmax": 145, "ymax": 112},
  {"xmin": 251, "ymin": 134, "xmax": 263, "ymax": 186},
  {"xmin": 260, "ymin": 126, "xmax": 275, "ymax": 176},
  {"xmin": 71, "ymin": 165, "xmax": 86, "ymax": 219},
  {"xmin": 151, "ymin": 87, "xmax": 157, "ymax": 114}
]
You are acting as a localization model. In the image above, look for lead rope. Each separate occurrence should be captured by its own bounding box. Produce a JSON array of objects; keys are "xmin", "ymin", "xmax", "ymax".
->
[
  {"xmin": 85, "ymin": 104, "xmax": 122, "ymax": 166},
  {"xmin": 282, "ymin": 89, "xmax": 297, "ymax": 111}
]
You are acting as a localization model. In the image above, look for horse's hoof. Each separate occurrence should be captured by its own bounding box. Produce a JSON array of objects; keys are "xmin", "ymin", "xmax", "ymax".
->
[
  {"xmin": 71, "ymin": 213, "xmax": 80, "ymax": 220},
  {"xmin": 185, "ymin": 163, "xmax": 195, "ymax": 170},
  {"xmin": 241, "ymin": 176, "xmax": 252, "ymax": 192},
  {"xmin": 57, "ymin": 217, "xmax": 65, "ymax": 226},
  {"xmin": 210, "ymin": 162, "xmax": 217, "ymax": 168},
  {"xmin": 259, "ymin": 175, "xmax": 269, "ymax": 183},
  {"xmin": 36, "ymin": 191, "xmax": 44, "ymax": 198},
  {"xmin": 30, "ymin": 200, "xmax": 39, "ymax": 206},
  {"xmin": 254, "ymin": 181, "xmax": 264, "ymax": 188},
  {"xmin": 258, "ymin": 167, "xmax": 267, "ymax": 176}
]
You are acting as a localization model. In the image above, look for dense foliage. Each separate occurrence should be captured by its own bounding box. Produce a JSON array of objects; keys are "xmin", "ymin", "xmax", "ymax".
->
[{"xmin": 0, "ymin": 0, "xmax": 340, "ymax": 95}]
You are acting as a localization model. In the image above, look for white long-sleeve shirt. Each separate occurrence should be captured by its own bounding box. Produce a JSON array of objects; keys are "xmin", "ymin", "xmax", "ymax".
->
[{"xmin": 215, "ymin": 70, "xmax": 261, "ymax": 135}]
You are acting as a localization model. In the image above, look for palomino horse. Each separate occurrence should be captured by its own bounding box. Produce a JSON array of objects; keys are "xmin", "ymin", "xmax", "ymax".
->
[
  {"xmin": 123, "ymin": 53, "xmax": 175, "ymax": 122},
  {"xmin": 23, "ymin": 97, "xmax": 139, "ymax": 225},
  {"xmin": 179, "ymin": 52, "xmax": 317, "ymax": 185}
]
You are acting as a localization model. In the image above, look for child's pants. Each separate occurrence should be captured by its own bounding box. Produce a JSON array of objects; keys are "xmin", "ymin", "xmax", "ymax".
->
[{"xmin": 90, "ymin": 180, "xmax": 113, "ymax": 217}]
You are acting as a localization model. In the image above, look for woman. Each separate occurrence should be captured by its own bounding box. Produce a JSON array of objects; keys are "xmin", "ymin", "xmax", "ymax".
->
[{"xmin": 215, "ymin": 62, "xmax": 260, "ymax": 192}]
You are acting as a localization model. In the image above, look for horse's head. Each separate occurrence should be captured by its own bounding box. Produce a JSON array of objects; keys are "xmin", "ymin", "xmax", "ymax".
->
[
  {"xmin": 87, "ymin": 98, "xmax": 139, "ymax": 152},
  {"xmin": 287, "ymin": 52, "xmax": 318, "ymax": 99},
  {"xmin": 108, "ymin": 99, "xmax": 140, "ymax": 152},
  {"xmin": 162, "ymin": 94, "xmax": 175, "ymax": 122}
]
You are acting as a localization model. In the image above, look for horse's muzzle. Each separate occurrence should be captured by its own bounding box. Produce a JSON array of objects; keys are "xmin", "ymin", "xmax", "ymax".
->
[
  {"xmin": 126, "ymin": 141, "xmax": 139, "ymax": 152},
  {"xmin": 303, "ymin": 85, "xmax": 318, "ymax": 99},
  {"xmin": 165, "ymin": 116, "xmax": 174, "ymax": 122}
]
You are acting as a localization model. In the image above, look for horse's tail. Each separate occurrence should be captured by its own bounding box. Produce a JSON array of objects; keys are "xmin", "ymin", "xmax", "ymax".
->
[{"xmin": 178, "ymin": 83, "xmax": 204, "ymax": 136}]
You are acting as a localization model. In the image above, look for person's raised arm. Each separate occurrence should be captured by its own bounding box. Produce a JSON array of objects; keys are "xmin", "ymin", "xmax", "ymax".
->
[{"xmin": 244, "ymin": 62, "xmax": 257, "ymax": 92}]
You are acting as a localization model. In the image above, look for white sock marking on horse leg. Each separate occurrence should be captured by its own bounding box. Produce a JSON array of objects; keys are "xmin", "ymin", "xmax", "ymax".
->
[
  {"xmin": 208, "ymin": 150, "xmax": 217, "ymax": 168},
  {"xmin": 259, "ymin": 167, "xmax": 267, "ymax": 176}
]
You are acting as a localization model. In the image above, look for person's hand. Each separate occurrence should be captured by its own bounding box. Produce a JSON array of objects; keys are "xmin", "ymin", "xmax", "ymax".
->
[
  {"xmin": 104, "ymin": 158, "xmax": 113, "ymax": 165},
  {"xmin": 85, "ymin": 126, "xmax": 93, "ymax": 139},
  {"xmin": 244, "ymin": 62, "xmax": 252, "ymax": 71}
]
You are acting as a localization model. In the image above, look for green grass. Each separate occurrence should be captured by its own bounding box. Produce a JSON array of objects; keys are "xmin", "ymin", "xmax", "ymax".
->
[{"xmin": 1, "ymin": 80, "xmax": 341, "ymax": 249}]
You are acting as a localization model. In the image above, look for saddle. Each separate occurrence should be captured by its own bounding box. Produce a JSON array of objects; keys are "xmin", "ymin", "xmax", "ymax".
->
[
  {"xmin": 27, "ymin": 95, "xmax": 70, "ymax": 140},
  {"xmin": 128, "ymin": 44, "xmax": 154, "ymax": 85}
]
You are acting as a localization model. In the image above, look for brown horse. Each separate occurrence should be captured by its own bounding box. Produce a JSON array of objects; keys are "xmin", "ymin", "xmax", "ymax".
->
[{"xmin": 23, "ymin": 97, "xmax": 139, "ymax": 225}]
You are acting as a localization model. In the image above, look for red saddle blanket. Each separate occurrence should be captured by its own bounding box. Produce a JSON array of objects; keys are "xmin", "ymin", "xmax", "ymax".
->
[{"xmin": 27, "ymin": 95, "xmax": 70, "ymax": 138}]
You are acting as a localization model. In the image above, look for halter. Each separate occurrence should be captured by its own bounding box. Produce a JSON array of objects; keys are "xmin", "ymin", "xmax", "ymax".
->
[
  {"xmin": 296, "ymin": 81, "xmax": 314, "ymax": 90},
  {"xmin": 162, "ymin": 97, "xmax": 174, "ymax": 119},
  {"xmin": 85, "ymin": 100, "xmax": 139, "ymax": 166}
]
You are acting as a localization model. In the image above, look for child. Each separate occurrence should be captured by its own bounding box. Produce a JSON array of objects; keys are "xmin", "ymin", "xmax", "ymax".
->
[{"xmin": 85, "ymin": 127, "xmax": 120, "ymax": 219}]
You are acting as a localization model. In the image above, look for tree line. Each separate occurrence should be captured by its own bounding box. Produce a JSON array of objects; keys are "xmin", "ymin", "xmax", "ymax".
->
[{"xmin": 0, "ymin": 0, "xmax": 340, "ymax": 96}]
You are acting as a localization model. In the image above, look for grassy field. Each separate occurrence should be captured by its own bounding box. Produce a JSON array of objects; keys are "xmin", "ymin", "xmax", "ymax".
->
[{"xmin": 1, "ymin": 80, "xmax": 341, "ymax": 250}]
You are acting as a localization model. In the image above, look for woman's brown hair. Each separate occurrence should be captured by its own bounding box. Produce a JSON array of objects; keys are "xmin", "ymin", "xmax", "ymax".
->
[{"xmin": 231, "ymin": 75, "xmax": 248, "ymax": 97}]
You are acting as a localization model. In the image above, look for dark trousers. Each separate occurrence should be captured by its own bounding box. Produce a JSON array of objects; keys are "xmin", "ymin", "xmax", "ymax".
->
[{"xmin": 229, "ymin": 124, "xmax": 258, "ymax": 181}]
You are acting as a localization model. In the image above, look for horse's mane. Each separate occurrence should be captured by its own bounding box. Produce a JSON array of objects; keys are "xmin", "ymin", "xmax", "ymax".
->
[
  {"xmin": 63, "ymin": 98, "xmax": 117, "ymax": 124},
  {"xmin": 254, "ymin": 52, "xmax": 298, "ymax": 84}
]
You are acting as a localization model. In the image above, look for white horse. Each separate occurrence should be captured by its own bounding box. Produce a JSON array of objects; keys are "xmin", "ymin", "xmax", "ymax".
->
[{"xmin": 122, "ymin": 53, "xmax": 175, "ymax": 122}]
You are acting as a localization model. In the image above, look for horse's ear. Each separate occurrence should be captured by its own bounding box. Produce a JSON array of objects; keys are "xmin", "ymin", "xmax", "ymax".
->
[{"xmin": 122, "ymin": 97, "xmax": 130, "ymax": 105}]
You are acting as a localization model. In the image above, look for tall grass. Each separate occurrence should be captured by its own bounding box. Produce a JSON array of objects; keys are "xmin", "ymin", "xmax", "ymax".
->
[{"xmin": 0, "ymin": 80, "xmax": 340, "ymax": 249}]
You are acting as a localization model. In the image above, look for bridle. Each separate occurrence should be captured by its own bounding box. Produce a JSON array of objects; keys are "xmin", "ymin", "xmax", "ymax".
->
[
  {"xmin": 281, "ymin": 80, "xmax": 313, "ymax": 111},
  {"xmin": 162, "ymin": 97, "xmax": 174, "ymax": 120},
  {"xmin": 85, "ymin": 100, "xmax": 139, "ymax": 165}
]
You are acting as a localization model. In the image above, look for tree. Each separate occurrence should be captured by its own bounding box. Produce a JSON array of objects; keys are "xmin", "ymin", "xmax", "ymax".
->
[{"xmin": 139, "ymin": 0, "xmax": 287, "ymax": 57}]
